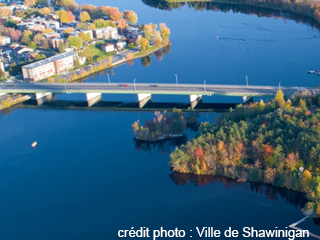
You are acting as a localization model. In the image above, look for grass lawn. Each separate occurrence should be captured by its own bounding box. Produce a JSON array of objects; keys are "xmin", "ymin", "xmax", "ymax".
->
[
  {"xmin": 78, "ymin": 43, "xmax": 110, "ymax": 62},
  {"xmin": 133, "ymin": 45, "xmax": 160, "ymax": 57}
]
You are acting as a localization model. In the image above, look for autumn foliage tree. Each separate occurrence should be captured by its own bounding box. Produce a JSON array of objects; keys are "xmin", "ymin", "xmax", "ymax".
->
[
  {"xmin": 124, "ymin": 10, "xmax": 138, "ymax": 24},
  {"xmin": 117, "ymin": 18, "xmax": 127, "ymax": 33},
  {"xmin": 139, "ymin": 38, "xmax": 149, "ymax": 51},
  {"xmin": 80, "ymin": 11, "xmax": 90, "ymax": 22}
]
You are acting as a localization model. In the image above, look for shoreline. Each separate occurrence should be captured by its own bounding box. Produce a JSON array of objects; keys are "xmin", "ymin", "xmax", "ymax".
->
[
  {"xmin": 165, "ymin": 0, "xmax": 319, "ymax": 24},
  {"xmin": 54, "ymin": 44, "xmax": 169, "ymax": 83}
]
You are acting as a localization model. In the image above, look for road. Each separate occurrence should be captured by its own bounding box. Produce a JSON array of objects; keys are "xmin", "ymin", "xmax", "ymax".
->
[{"xmin": 0, "ymin": 82, "xmax": 317, "ymax": 97}]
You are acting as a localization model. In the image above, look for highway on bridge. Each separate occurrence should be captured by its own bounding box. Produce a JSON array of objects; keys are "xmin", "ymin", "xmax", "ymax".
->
[{"xmin": 0, "ymin": 82, "xmax": 316, "ymax": 97}]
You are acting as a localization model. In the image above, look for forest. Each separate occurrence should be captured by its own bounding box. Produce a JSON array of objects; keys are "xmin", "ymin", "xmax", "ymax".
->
[
  {"xmin": 170, "ymin": 89, "xmax": 320, "ymax": 217},
  {"xmin": 132, "ymin": 108, "xmax": 199, "ymax": 141}
]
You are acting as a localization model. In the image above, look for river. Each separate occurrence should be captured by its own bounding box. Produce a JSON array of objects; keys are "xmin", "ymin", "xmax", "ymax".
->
[{"xmin": 0, "ymin": 0, "xmax": 320, "ymax": 239}]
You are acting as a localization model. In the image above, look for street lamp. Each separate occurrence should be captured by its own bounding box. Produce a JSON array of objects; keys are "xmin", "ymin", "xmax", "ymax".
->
[
  {"xmin": 175, "ymin": 74, "xmax": 178, "ymax": 85},
  {"xmin": 246, "ymin": 76, "xmax": 248, "ymax": 87},
  {"xmin": 107, "ymin": 73, "xmax": 110, "ymax": 84},
  {"xmin": 204, "ymin": 79, "xmax": 207, "ymax": 93},
  {"xmin": 64, "ymin": 79, "xmax": 67, "ymax": 92},
  {"xmin": 134, "ymin": 78, "xmax": 137, "ymax": 91},
  {"xmin": 279, "ymin": 82, "xmax": 281, "ymax": 90}
]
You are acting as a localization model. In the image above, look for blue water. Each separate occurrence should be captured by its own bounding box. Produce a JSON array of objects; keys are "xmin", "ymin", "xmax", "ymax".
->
[{"xmin": 1, "ymin": 1, "xmax": 320, "ymax": 239}]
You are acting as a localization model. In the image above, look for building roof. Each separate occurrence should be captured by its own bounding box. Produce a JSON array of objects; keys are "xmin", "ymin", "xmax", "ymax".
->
[
  {"xmin": 0, "ymin": 36, "xmax": 10, "ymax": 40},
  {"xmin": 23, "ymin": 52, "xmax": 77, "ymax": 69}
]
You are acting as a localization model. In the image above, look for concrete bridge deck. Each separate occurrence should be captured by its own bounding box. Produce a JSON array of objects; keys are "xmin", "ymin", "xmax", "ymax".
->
[{"xmin": 0, "ymin": 82, "xmax": 315, "ymax": 96}]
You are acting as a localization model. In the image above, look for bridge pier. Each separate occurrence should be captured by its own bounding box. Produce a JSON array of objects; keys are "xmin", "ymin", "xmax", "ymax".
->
[
  {"xmin": 137, "ymin": 93, "xmax": 152, "ymax": 108},
  {"xmin": 86, "ymin": 93, "xmax": 102, "ymax": 107},
  {"xmin": 35, "ymin": 92, "xmax": 52, "ymax": 105},
  {"xmin": 243, "ymin": 96, "xmax": 253, "ymax": 105},
  {"xmin": 190, "ymin": 95, "xmax": 202, "ymax": 109}
]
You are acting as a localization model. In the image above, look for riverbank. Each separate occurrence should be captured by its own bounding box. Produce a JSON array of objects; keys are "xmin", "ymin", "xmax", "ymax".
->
[
  {"xmin": 53, "ymin": 43, "xmax": 169, "ymax": 83},
  {"xmin": 0, "ymin": 94, "xmax": 31, "ymax": 111}
]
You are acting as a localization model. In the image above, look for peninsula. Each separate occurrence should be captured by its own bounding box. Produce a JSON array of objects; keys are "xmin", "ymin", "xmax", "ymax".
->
[{"xmin": 170, "ymin": 89, "xmax": 320, "ymax": 217}]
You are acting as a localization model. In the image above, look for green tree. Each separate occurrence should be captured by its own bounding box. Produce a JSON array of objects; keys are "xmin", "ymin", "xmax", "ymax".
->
[
  {"xmin": 298, "ymin": 98, "xmax": 308, "ymax": 112},
  {"xmin": 34, "ymin": 53, "xmax": 46, "ymax": 60},
  {"xmin": 21, "ymin": 30, "xmax": 33, "ymax": 45},
  {"xmin": 67, "ymin": 36, "xmax": 83, "ymax": 50},
  {"xmin": 58, "ymin": 41, "xmax": 65, "ymax": 53},
  {"xmin": 28, "ymin": 41, "xmax": 37, "ymax": 50}
]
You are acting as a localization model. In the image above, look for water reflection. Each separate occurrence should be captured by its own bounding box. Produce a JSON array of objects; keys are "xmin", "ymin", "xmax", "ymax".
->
[
  {"xmin": 169, "ymin": 171, "xmax": 307, "ymax": 207},
  {"xmin": 142, "ymin": 0, "xmax": 320, "ymax": 31},
  {"xmin": 134, "ymin": 134, "xmax": 188, "ymax": 154}
]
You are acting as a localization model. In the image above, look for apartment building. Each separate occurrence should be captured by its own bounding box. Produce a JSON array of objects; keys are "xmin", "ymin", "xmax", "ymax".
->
[
  {"xmin": 22, "ymin": 52, "xmax": 83, "ymax": 81},
  {"xmin": 92, "ymin": 27, "xmax": 118, "ymax": 40}
]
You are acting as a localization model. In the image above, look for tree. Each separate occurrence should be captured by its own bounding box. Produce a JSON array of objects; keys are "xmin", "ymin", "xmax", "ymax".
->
[
  {"xmin": 28, "ymin": 41, "xmax": 37, "ymax": 50},
  {"xmin": 160, "ymin": 23, "xmax": 170, "ymax": 40},
  {"xmin": 4, "ymin": 28, "xmax": 22, "ymax": 42},
  {"xmin": 21, "ymin": 30, "xmax": 33, "ymax": 45},
  {"xmin": 275, "ymin": 89, "xmax": 285, "ymax": 108},
  {"xmin": 0, "ymin": 8, "xmax": 13, "ymax": 18},
  {"xmin": 58, "ymin": 41, "xmax": 65, "ymax": 53},
  {"xmin": 258, "ymin": 99, "xmax": 265, "ymax": 111},
  {"xmin": 39, "ymin": 7, "xmax": 51, "ymax": 16},
  {"xmin": 106, "ymin": 7, "xmax": 123, "ymax": 21},
  {"xmin": 23, "ymin": 0, "xmax": 36, "ymax": 7},
  {"xmin": 76, "ymin": 23, "xmax": 87, "ymax": 30},
  {"xmin": 36, "ymin": 0, "xmax": 48, "ymax": 7},
  {"xmin": 79, "ymin": 32, "xmax": 90, "ymax": 43},
  {"xmin": 298, "ymin": 99, "xmax": 308, "ymax": 112},
  {"xmin": 88, "ymin": 23, "xmax": 95, "ymax": 30},
  {"xmin": 93, "ymin": 19, "xmax": 116, "ymax": 28},
  {"xmin": 143, "ymin": 24, "xmax": 153, "ymax": 39},
  {"xmin": 117, "ymin": 18, "xmax": 127, "ymax": 33},
  {"xmin": 67, "ymin": 11, "xmax": 75, "ymax": 22},
  {"xmin": 42, "ymin": 28, "xmax": 54, "ymax": 34},
  {"xmin": 108, "ymin": 56, "xmax": 112, "ymax": 67},
  {"xmin": 80, "ymin": 11, "xmax": 90, "ymax": 22},
  {"xmin": 15, "ymin": 10, "xmax": 26, "ymax": 19},
  {"xmin": 33, "ymin": 33, "xmax": 44, "ymax": 45},
  {"xmin": 4, "ymin": 18, "xmax": 18, "ymax": 28},
  {"xmin": 67, "ymin": 36, "xmax": 83, "ymax": 49},
  {"xmin": 74, "ymin": 57, "xmax": 80, "ymax": 68},
  {"xmin": 124, "ymin": 10, "xmax": 138, "ymax": 24},
  {"xmin": 34, "ymin": 53, "xmax": 46, "ymax": 60},
  {"xmin": 56, "ymin": 10, "xmax": 68, "ymax": 23},
  {"xmin": 139, "ymin": 38, "xmax": 149, "ymax": 51},
  {"xmin": 56, "ymin": 10, "xmax": 75, "ymax": 23},
  {"xmin": 63, "ymin": 27, "xmax": 74, "ymax": 35},
  {"xmin": 0, "ymin": 69, "xmax": 5, "ymax": 80}
]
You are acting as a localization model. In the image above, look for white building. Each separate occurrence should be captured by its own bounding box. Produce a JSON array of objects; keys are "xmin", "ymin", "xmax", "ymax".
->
[
  {"xmin": 101, "ymin": 43, "xmax": 115, "ymax": 53},
  {"xmin": 0, "ymin": 36, "xmax": 11, "ymax": 46},
  {"xmin": 22, "ymin": 52, "xmax": 85, "ymax": 81},
  {"xmin": 92, "ymin": 27, "xmax": 118, "ymax": 40}
]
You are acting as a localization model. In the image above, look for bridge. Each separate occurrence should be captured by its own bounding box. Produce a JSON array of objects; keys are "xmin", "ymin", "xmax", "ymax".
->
[{"xmin": 0, "ymin": 82, "xmax": 315, "ymax": 108}]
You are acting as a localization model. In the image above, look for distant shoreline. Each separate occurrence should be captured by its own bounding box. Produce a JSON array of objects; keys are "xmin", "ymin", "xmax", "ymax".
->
[{"xmin": 165, "ymin": 0, "xmax": 320, "ymax": 24}]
